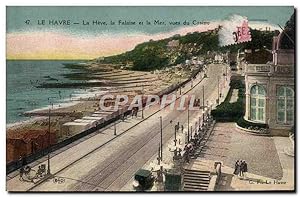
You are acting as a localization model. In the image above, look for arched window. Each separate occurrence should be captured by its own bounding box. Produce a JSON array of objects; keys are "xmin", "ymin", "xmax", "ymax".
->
[
  {"xmin": 250, "ymin": 85, "xmax": 266, "ymax": 122},
  {"xmin": 277, "ymin": 86, "xmax": 294, "ymax": 124}
]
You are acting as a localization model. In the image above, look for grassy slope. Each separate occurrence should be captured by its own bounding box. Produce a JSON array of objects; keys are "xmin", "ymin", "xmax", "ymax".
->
[{"xmin": 100, "ymin": 29, "xmax": 275, "ymax": 71}]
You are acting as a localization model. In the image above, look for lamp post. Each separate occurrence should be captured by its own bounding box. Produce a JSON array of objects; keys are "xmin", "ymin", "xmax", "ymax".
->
[
  {"xmin": 187, "ymin": 106, "xmax": 190, "ymax": 143},
  {"xmin": 141, "ymin": 84, "xmax": 144, "ymax": 119},
  {"xmin": 179, "ymin": 76, "xmax": 182, "ymax": 95},
  {"xmin": 158, "ymin": 144, "xmax": 161, "ymax": 165},
  {"xmin": 46, "ymin": 96, "xmax": 56, "ymax": 175},
  {"xmin": 202, "ymin": 85, "xmax": 205, "ymax": 109},
  {"xmin": 225, "ymin": 64, "xmax": 228, "ymax": 81},
  {"xmin": 160, "ymin": 116, "xmax": 163, "ymax": 160},
  {"xmin": 217, "ymin": 76, "xmax": 220, "ymax": 104},
  {"xmin": 47, "ymin": 108, "xmax": 51, "ymax": 175},
  {"xmin": 202, "ymin": 110, "xmax": 205, "ymax": 128},
  {"xmin": 190, "ymin": 126, "xmax": 193, "ymax": 141},
  {"xmin": 174, "ymin": 125, "xmax": 177, "ymax": 146},
  {"xmin": 185, "ymin": 131, "xmax": 188, "ymax": 144}
]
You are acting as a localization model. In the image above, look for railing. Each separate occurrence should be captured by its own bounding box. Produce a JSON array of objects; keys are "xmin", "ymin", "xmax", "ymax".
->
[
  {"xmin": 6, "ymin": 113, "xmax": 126, "ymax": 175},
  {"xmin": 246, "ymin": 64, "xmax": 271, "ymax": 73},
  {"xmin": 274, "ymin": 65, "xmax": 294, "ymax": 75},
  {"xmin": 246, "ymin": 64, "xmax": 294, "ymax": 76}
]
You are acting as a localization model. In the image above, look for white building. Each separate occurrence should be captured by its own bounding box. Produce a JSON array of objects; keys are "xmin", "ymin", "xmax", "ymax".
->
[{"xmin": 244, "ymin": 31, "xmax": 294, "ymax": 136}]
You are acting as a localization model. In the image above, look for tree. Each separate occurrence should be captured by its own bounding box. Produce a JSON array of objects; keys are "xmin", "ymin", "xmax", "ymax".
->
[{"xmin": 281, "ymin": 12, "xmax": 295, "ymax": 49}]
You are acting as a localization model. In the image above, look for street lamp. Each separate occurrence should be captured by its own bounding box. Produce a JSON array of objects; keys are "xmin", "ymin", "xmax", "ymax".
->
[
  {"xmin": 160, "ymin": 116, "xmax": 163, "ymax": 160},
  {"xmin": 47, "ymin": 108, "xmax": 51, "ymax": 175},
  {"xmin": 187, "ymin": 106, "xmax": 190, "ymax": 143},
  {"xmin": 217, "ymin": 76, "xmax": 220, "ymax": 104},
  {"xmin": 179, "ymin": 76, "xmax": 182, "ymax": 95},
  {"xmin": 184, "ymin": 131, "xmax": 188, "ymax": 144},
  {"xmin": 174, "ymin": 131, "xmax": 177, "ymax": 147},
  {"xmin": 190, "ymin": 126, "xmax": 193, "ymax": 141},
  {"xmin": 46, "ymin": 97, "xmax": 56, "ymax": 175},
  {"xmin": 157, "ymin": 144, "xmax": 161, "ymax": 165},
  {"xmin": 202, "ymin": 85, "xmax": 205, "ymax": 109},
  {"xmin": 202, "ymin": 110, "xmax": 205, "ymax": 125},
  {"xmin": 198, "ymin": 116, "xmax": 201, "ymax": 131},
  {"xmin": 141, "ymin": 85, "xmax": 144, "ymax": 119},
  {"xmin": 173, "ymin": 121, "xmax": 178, "ymax": 147}
]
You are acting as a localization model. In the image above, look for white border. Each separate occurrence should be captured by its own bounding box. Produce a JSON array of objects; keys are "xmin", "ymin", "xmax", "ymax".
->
[{"xmin": 1, "ymin": 1, "xmax": 299, "ymax": 197}]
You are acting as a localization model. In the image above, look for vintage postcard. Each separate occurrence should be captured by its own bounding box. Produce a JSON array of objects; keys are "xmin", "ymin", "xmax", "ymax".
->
[{"xmin": 6, "ymin": 6, "xmax": 295, "ymax": 192}]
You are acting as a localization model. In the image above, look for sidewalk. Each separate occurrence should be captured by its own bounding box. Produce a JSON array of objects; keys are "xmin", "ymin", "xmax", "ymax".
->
[{"xmin": 213, "ymin": 124, "xmax": 294, "ymax": 191}]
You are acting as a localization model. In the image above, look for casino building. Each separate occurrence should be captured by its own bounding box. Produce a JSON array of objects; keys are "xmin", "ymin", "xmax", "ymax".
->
[{"xmin": 243, "ymin": 28, "xmax": 294, "ymax": 136}]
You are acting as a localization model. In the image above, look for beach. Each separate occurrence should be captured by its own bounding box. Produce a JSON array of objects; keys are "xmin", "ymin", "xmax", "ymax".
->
[{"xmin": 6, "ymin": 60, "xmax": 199, "ymax": 164}]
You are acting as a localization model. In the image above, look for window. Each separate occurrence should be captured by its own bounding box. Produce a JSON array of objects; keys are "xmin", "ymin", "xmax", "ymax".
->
[
  {"xmin": 277, "ymin": 86, "xmax": 294, "ymax": 124},
  {"xmin": 250, "ymin": 85, "xmax": 266, "ymax": 122}
]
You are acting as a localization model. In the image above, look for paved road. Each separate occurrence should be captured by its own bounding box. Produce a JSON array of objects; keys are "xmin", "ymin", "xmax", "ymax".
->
[
  {"xmin": 15, "ymin": 64, "xmax": 227, "ymax": 192},
  {"xmin": 70, "ymin": 64, "xmax": 226, "ymax": 192}
]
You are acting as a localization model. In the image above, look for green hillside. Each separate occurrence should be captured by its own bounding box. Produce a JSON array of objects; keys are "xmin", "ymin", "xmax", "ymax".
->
[{"xmin": 99, "ymin": 29, "xmax": 275, "ymax": 71}]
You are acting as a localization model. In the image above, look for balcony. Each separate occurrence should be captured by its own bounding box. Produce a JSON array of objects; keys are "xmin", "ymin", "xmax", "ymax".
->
[
  {"xmin": 246, "ymin": 64, "xmax": 271, "ymax": 74},
  {"xmin": 245, "ymin": 64, "xmax": 294, "ymax": 77}
]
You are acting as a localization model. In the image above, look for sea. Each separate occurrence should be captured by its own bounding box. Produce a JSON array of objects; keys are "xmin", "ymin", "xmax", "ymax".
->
[{"xmin": 6, "ymin": 60, "xmax": 93, "ymax": 125}]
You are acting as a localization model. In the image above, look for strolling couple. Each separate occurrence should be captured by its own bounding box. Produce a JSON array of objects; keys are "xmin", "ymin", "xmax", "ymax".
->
[{"xmin": 233, "ymin": 160, "xmax": 248, "ymax": 178}]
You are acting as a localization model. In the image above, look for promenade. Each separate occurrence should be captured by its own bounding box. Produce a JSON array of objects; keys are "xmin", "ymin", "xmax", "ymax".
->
[{"xmin": 7, "ymin": 64, "xmax": 229, "ymax": 192}]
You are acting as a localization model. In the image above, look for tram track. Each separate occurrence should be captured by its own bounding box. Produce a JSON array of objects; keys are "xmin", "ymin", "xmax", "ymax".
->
[{"xmin": 27, "ymin": 64, "xmax": 223, "ymax": 191}]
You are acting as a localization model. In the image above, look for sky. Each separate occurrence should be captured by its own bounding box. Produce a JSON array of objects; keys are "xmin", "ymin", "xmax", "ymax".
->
[{"xmin": 6, "ymin": 6, "xmax": 294, "ymax": 60}]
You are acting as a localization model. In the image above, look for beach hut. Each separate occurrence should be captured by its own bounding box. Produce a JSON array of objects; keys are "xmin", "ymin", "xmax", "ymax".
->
[
  {"xmin": 74, "ymin": 119, "xmax": 98, "ymax": 127},
  {"xmin": 62, "ymin": 122, "xmax": 92, "ymax": 136},
  {"xmin": 82, "ymin": 116, "xmax": 105, "ymax": 124}
]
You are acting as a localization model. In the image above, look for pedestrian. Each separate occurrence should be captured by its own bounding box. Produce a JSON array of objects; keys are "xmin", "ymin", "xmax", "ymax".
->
[
  {"xmin": 240, "ymin": 160, "xmax": 244, "ymax": 177},
  {"xmin": 181, "ymin": 125, "xmax": 184, "ymax": 133},
  {"xmin": 241, "ymin": 160, "xmax": 248, "ymax": 178},
  {"xmin": 239, "ymin": 160, "xmax": 244, "ymax": 177},
  {"xmin": 233, "ymin": 160, "xmax": 240, "ymax": 177}
]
